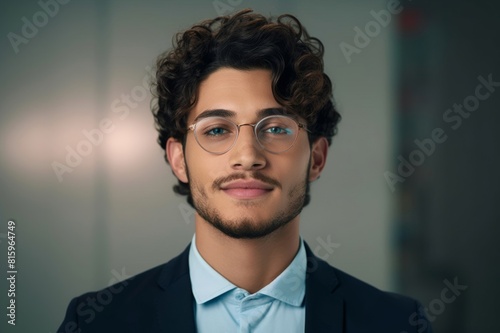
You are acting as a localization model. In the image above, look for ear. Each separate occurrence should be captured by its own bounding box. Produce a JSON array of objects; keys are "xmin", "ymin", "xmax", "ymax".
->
[
  {"xmin": 308, "ymin": 137, "xmax": 328, "ymax": 182},
  {"xmin": 166, "ymin": 138, "xmax": 189, "ymax": 183}
]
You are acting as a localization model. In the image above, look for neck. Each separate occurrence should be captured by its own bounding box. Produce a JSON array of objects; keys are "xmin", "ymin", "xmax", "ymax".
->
[{"xmin": 194, "ymin": 215, "xmax": 300, "ymax": 294}]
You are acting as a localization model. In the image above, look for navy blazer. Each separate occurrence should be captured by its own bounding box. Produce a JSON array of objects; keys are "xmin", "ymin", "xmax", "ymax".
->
[{"xmin": 57, "ymin": 242, "xmax": 432, "ymax": 332}]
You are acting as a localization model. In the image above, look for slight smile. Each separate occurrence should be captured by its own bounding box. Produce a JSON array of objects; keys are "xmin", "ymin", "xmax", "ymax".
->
[{"xmin": 220, "ymin": 180, "xmax": 274, "ymax": 199}]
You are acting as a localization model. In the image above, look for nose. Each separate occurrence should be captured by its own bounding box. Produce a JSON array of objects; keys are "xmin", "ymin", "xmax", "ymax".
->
[{"xmin": 228, "ymin": 125, "xmax": 267, "ymax": 171}]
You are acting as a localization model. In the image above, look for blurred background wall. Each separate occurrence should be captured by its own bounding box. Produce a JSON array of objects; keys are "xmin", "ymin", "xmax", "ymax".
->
[
  {"xmin": 393, "ymin": 1, "xmax": 500, "ymax": 332},
  {"xmin": 0, "ymin": 0, "xmax": 498, "ymax": 332}
]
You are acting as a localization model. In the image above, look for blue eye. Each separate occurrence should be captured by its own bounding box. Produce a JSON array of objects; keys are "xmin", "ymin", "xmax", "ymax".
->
[
  {"xmin": 206, "ymin": 127, "xmax": 228, "ymax": 136},
  {"xmin": 264, "ymin": 126, "xmax": 293, "ymax": 135}
]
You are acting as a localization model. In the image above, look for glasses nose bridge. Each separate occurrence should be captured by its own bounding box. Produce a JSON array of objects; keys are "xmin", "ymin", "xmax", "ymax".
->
[
  {"xmin": 236, "ymin": 122, "xmax": 257, "ymax": 137},
  {"xmin": 234, "ymin": 122, "xmax": 260, "ymax": 146},
  {"xmin": 236, "ymin": 122, "xmax": 256, "ymax": 130}
]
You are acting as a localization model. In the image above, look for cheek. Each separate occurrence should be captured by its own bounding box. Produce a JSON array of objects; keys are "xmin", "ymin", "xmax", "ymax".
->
[
  {"xmin": 275, "ymin": 154, "xmax": 310, "ymax": 186},
  {"xmin": 289, "ymin": 141, "xmax": 311, "ymax": 175},
  {"xmin": 185, "ymin": 149, "xmax": 227, "ymax": 186},
  {"xmin": 184, "ymin": 138, "xmax": 204, "ymax": 176}
]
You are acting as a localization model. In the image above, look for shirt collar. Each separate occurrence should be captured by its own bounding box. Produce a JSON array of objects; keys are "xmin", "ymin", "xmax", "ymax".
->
[
  {"xmin": 257, "ymin": 239, "xmax": 306, "ymax": 306},
  {"xmin": 189, "ymin": 234, "xmax": 235, "ymax": 304},
  {"xmin": 188, "ymin": 234, "xmax": 307, "ymax": 307}
]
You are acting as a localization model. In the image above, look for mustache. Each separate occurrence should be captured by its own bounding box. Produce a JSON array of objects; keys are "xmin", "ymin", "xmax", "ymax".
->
[{"xmin": 212, "ymin": 172, "xmax": 282, "ymax": 191}]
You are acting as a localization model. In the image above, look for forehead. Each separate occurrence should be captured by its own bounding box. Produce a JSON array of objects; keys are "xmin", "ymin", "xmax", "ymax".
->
[{"xmin": 188, "ymin": 68, "xmax": 282, "ymax": 122}]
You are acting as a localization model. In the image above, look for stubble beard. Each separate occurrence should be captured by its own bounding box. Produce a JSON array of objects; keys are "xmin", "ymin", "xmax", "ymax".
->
[{"xmin": 189, "ymin": 170, "xmax": 309, "ymax": 239}]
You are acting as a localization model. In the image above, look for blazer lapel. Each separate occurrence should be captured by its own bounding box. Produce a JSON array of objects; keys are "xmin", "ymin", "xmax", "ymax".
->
[
  {"xmin": 304, "ymin": 243, "xmax": 345, "ymax": 333},
  {"xmin": 152, "ymin": 245, "xmax": 197, "ymax": 333}
]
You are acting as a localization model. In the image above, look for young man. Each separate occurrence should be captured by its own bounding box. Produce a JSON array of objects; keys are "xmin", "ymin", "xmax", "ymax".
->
[{"xmin": 58, "ymin": 9, "xmax": 432, "ymax": 333}]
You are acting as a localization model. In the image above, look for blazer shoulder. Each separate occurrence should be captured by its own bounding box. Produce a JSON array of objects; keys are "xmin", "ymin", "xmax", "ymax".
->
[
  {"xmin": 304, "ymin": 243, "xmax": 433, "ymax": 332},
  {"xmin": 305, "ymin": 241, "xmax": 418, "ymax": 310},
  {"xmin": 332, "ymin": 264, "xmax": 416, "ymax": 307},
  {"xmin": 331, "ymin": 267, "xmax": 432, "ymax": 332},
  {"xmin": 57, "ymin": 244, "xmax": 192, "ymax": 333}
]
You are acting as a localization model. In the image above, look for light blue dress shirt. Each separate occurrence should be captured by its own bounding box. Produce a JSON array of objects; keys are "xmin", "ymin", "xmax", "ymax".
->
[{"xmin": 188, "ymin": 234, "xmax": 307, "ymax": 333}]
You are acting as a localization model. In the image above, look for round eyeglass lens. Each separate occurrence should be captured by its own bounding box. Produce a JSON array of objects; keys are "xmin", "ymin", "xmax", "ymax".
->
[
  {"xmin": 194, "ymin": 117, "xmax": 237, "ymax": 154},
  {"xmin": 256, "ymin": 116, "xmax": 298, "ymax": 153}
]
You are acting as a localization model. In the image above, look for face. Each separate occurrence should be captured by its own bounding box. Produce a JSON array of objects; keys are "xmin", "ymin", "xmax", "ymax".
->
[{"xmin": 167, "ymin": 68, "xmax": 327, "ymax": 239}]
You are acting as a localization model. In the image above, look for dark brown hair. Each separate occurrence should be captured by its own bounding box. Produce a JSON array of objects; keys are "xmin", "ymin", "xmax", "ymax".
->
[{"xmin": 152, "ymin": 9, "xmax": 341, "ymax": 207}]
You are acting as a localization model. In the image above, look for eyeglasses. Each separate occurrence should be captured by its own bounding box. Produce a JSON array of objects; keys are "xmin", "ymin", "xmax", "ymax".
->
[{"xmin": 187, "ymin": 115, "xmax": 310, "ymax": 154}]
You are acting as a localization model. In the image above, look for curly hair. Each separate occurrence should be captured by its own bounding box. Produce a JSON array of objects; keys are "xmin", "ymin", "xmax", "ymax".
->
[{"xmin": 152, "ymin": 8, "xmax": 341, "ymax": 208}]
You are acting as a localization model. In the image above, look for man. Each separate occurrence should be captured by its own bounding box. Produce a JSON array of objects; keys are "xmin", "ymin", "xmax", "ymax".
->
[{"xmin": 58, "ymin": 9, "xmax": 432, "ymax": 333}]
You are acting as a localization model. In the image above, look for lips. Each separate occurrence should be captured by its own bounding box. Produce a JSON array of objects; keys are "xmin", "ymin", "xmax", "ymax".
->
[{"xmin": 220, "ymin": 180, "xmax": 274, "ymax": 199}]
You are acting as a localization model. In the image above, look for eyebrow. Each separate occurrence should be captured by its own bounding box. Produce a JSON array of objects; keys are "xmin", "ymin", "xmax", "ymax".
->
[{"xmin": 194, "ymin": 107, "xmax": 293, "ymax": 122}]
